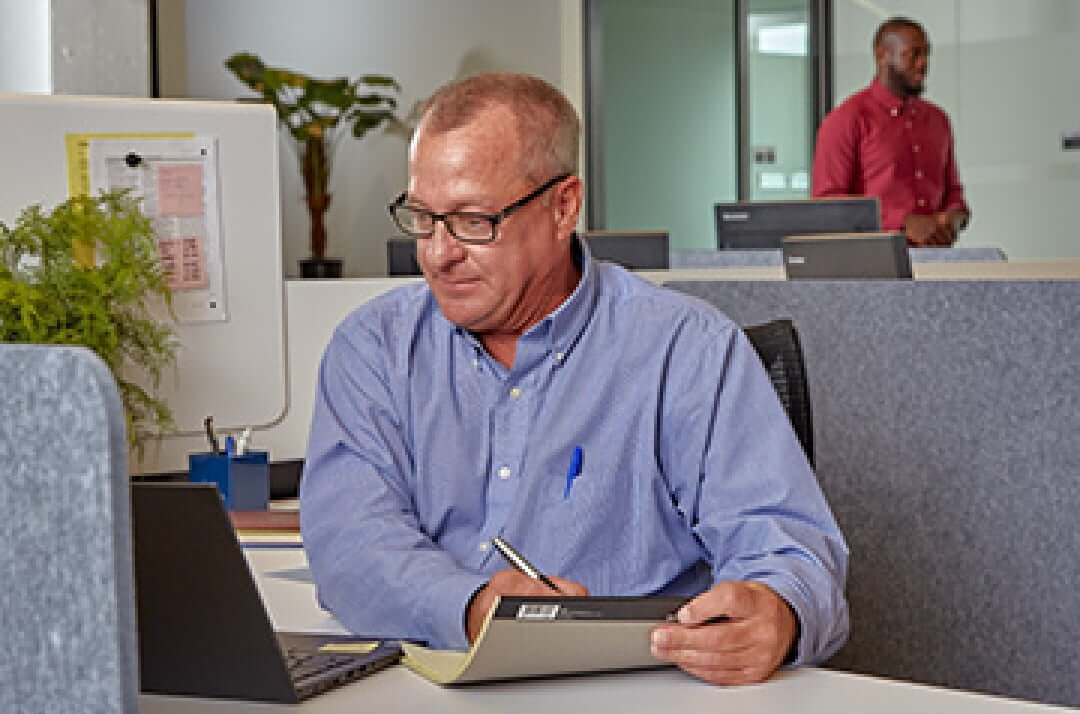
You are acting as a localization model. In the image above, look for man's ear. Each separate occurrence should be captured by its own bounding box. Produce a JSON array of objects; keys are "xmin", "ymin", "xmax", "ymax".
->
[{"xmin": 553, "ymin": 176, "xmax": 583, "ymax": 241}]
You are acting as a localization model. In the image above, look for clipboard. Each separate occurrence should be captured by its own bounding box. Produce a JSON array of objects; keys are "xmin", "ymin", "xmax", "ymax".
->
[{"xmin": 403, "ymin": 596, "xmax": 687, "ymax": 685}]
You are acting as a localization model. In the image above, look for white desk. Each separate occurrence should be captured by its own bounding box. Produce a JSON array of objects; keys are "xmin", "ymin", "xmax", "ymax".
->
[{"xmin": 139, "ymin": 549, "xmax": 1072, "ymax": 713}]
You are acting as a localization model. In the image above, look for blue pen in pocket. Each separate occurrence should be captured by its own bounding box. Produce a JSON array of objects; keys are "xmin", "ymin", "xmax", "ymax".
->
[{"xmin": 563, "ymin": 446, "xmax": 583, "ymax": 499}]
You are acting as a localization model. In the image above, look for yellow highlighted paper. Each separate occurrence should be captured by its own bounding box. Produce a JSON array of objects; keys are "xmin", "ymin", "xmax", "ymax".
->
[{"xmin": 318, "ymin": 642, "xmax": 379, "ymax": 654}]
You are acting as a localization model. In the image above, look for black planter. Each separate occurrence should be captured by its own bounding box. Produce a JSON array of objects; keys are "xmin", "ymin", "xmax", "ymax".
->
[{"xmin": 298, "ymin": 257, "xmax": 343, "ymax": 279}]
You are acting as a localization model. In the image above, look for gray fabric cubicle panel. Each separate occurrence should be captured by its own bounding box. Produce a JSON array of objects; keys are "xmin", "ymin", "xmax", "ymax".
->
[
  {"xmin": 666, "ymin": 279, "xmax": 1080, "ymax": 708},
  {"xmin": 0, "ymin": 345, "xmax": 138, "ymax": 714}
]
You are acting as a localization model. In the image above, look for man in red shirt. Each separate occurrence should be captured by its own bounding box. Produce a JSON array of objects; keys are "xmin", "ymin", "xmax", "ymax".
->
[{"xmin": 812, "ymin": 17, "xmax": 970, "ymax": 246}]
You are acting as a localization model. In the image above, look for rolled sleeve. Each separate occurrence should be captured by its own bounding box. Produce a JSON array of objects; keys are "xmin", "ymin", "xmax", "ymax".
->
[
  {"xmin": 811, "ymin": 110, "xmax": 859, "ymax": 198},
  {"xmin": 940, "ymin": 119, "xmax": 969, "ymax": 219},
  {"xmin": 663, "ymin": 322, "xmax": 850, "ymax": 666}
]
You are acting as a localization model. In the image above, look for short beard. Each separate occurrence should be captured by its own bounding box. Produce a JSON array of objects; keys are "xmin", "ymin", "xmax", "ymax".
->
[{"xmin": 887, "ymin": 65, "xmax": 924, "ymax": 97}]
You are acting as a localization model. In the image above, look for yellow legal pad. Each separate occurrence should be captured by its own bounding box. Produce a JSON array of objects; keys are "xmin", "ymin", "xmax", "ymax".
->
[{"xmin": 403, "ymin": 596, "xmax": 684, "ymax": 685}]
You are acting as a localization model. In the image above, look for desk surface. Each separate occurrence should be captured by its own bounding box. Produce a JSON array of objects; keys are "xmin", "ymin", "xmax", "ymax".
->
[{"xmin": 139, "ymin": 549, "xmax": 1071, "ymax": 713}]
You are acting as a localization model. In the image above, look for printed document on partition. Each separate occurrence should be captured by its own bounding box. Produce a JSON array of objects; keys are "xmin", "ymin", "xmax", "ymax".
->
[{"xmin": 86, "ymin": 137, "xmax": 227, "ymax": 324}]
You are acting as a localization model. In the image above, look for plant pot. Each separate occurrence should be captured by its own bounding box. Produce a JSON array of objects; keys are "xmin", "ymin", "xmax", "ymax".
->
[{"xmin": 298, "ymin": 257, "xmax": 343, "ymax": 279}]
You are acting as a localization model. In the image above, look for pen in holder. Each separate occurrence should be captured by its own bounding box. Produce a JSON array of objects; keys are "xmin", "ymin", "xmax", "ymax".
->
[{"xmin": 188, "ymin": 449, "xmax": 270, "ymax": 511}]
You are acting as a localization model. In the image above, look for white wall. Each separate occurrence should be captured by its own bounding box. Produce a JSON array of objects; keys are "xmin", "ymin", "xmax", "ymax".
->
[
  {"xmin": 833, "ymin": 1, "xmax": 1080, "ymax": 259},
  {"xmin": 159, "ymin": 0, "xmax": 572, "ymax": 278},
  {"xmin": 0, "ymin": 0, "xmax": 50, "ymax": 93}
]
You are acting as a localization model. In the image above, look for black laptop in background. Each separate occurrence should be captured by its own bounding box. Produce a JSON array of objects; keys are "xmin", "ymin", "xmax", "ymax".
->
[
  {"xmin": 782, "ymin": 232, "xmax": 912, "ymax": 280},
  {"xmin": 130, "ymin": 482, "xmax": 402, "ymax": 703}
]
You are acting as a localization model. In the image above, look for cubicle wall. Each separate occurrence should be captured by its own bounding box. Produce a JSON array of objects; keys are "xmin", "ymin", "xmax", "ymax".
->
[
  {"xmin": 0, "ymin": 94, "xmax": 286, "ymax": 475},
  {"xmin": 667, "ymin": 278, "xmax": 1080, "ymax": 708}
]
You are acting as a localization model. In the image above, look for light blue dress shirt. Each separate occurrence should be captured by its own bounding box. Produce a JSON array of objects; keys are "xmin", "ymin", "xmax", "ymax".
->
[{"xmin": 301, "ymin": 241, "xmax": 849, "ymax": 662}]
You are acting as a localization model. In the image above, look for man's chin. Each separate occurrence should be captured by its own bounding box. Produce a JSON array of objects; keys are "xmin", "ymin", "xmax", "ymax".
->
[{"xmin": 432, "ymin": 295, "xmax": 492, "ymax": 332}]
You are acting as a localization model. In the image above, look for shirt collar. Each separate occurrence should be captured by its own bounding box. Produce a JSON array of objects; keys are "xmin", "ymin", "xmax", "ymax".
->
[
  {"xmin": 533, "ymin": 233, "xmax": 598, "ymax": 358},
  {"xmin": 869, "ymin": 77, "xmax": 918, "ymax": 116}
]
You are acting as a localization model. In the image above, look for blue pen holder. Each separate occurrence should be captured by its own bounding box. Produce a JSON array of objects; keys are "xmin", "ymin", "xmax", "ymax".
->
[{"xmin": 188, "ymin": 450, "xmax": 270, "ymax": 511}]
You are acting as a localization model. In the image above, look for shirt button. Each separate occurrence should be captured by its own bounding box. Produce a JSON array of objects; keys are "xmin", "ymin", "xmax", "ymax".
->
[
  {"xmin": 890, "ymin": 107, "xmax": 899, "ymax": 117},
  {"xmin": 913, "ymin": 145, "xmax": 921, "ymax": 153},
  {"xmin": 498, "ymin": 466, "xmax": 511, "ymax": 480},
  {"xmin": 554, "ymin": 352, "xmax": 565, "ymax": 363},
  {"xmin": 472, "ymin": 359, "xmax": 479, "ymax": 369},
  {"xmin": 917, "ymin": 198, "xmax": 927, "ymax": 207},
  {"xmin": 479, "ymin": 541, "xmax": 490, "ymax": 552},
  {"xmin": 509, "ymin": 387, "xmax": 522, "ymax": 399},
  {"xmin": 915, "ymin": 170, "xmax": 923, "ymax": 179}
]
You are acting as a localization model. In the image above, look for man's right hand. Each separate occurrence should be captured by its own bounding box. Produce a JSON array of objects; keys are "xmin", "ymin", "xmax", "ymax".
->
[
  {"xmin": 904, "ymin": 212, "xmax": 955, "ymax": 246},
  {"xmin": 465, "ymin": 569, "xmax": 589, "ymax": 642}
]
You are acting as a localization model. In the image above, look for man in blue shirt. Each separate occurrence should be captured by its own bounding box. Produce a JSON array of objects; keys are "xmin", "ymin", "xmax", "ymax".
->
[{"xmin": 301, "ymin": 73, "xmax": 849, "ymax": 686}]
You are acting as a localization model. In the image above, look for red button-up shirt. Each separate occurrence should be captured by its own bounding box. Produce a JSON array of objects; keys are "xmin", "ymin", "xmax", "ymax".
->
[{"xmin": 811, "ymin": 79, "xmax": 969, "ymax": 232}]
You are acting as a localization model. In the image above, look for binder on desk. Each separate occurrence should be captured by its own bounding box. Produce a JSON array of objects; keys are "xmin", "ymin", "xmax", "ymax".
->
[
  {"xmin": 403, "ymin": 596, "xmax": 686, "ymax": 684},
  {"xmin": 229, "ymin": 503, "xmax": 302, "ymax": 547}
]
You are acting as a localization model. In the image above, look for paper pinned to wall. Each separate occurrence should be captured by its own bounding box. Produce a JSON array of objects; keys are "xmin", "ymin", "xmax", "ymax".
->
[{"xmin": 85, "ymin": 137, "xmax": 226, "ymax": 323}]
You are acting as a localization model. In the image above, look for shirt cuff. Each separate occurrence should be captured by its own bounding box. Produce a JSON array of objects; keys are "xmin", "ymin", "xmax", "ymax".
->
[
  {"xmin": 748, "ymin": 574, "xmax": 813, "ymax": 668},
  {"xmin": 413, "ymin": 570, "xmax": 490, "ymax": 651}
]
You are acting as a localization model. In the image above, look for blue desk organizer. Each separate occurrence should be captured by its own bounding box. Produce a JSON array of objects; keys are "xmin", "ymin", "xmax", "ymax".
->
[{"xmin": 188, "ymin": 450, "xmax": 269, "ymax": 511}]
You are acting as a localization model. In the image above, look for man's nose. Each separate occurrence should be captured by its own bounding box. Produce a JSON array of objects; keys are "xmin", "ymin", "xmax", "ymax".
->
[{"xmin": 423, "ymin": 219, "xmax": 466, "ymax": 268}]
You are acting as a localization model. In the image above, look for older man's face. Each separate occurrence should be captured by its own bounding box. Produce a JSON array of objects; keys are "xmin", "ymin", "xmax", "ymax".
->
[{"xmin": 406, "ymin": 106, "xmax": 577, "ymax": 335}]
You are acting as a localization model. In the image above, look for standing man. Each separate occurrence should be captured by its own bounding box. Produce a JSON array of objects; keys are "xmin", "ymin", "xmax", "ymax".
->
[
  {"xmin": 812, "ymin": 17, "xmax": 970, "ymax": 246},
  {"xmin": 301, "ymin": 72, "xmax": 848, "ymax": 686}
]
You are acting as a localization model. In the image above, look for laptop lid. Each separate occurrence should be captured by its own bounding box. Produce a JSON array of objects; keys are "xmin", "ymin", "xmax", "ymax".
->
[
  {"xmin": 130, "ymin": 482, "xmax": 400, "ymax": 703},
  {"xmin": 714, "ymin": 198, "xmax": 881, "ymax": 250},
  {"xmin": 386, "ymin": 237, "xmax": 421, "ymax": 276},
  {"xmin": 782, "ymin": 232, "xmax": 912, "ymax": 280},
  {"xmin": 580, "ymin": 230, "xmax": 670, "ymax": 270}
]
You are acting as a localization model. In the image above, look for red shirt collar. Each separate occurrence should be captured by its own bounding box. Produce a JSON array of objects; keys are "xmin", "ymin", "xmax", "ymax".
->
[{"xmin": 869, "ymin": 78, "xmax": 918, "ymax": 116}]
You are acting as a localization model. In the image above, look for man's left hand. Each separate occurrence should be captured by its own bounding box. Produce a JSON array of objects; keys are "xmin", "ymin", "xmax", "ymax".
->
[{"xmin": 649, "ymin": 581, "xmax": 797, "ymax": 686}]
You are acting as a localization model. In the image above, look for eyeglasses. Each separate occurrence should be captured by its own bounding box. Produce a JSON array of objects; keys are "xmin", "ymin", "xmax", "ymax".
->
[{"xmin": 387, "ymin": 173, "xmax": 571, "ymax": 245}]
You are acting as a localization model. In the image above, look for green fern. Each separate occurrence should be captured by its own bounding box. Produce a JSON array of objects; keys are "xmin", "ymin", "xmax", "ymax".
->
[{"xmin": 0, "ymin": 190, "xmax": 176, "ymax": 451}]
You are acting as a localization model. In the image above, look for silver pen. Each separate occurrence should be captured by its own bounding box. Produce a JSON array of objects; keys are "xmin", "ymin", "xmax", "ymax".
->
[{"xmin": 491, "ymin": 536, "xmax": 563, "ymax": 594}]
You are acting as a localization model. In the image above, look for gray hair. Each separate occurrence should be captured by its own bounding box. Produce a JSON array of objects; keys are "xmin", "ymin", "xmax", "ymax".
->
[{"xmin": 417, "ymin": 72, "xmax": 580, "ymax": 181}]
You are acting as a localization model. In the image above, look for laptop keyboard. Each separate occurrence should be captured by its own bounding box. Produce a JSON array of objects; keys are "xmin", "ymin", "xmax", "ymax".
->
[{"xmin": 285, "ymin": 648, "xmax": 387, "ymax": 699}]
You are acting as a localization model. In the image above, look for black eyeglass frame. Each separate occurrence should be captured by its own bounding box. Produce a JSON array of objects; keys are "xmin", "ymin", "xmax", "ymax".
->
[{"xmin": 387, "ymin": 173, "xmax": 572, "ymax": 245}]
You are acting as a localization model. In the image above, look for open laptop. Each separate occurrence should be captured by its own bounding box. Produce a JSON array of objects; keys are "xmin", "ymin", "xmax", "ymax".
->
[
  {"xmin": 130, "ymin": 482, "xmax": 402, "ymax": 703},
  {"xmin": 782, "ymin": 232, "xmax": 912, "ymax": 279}
]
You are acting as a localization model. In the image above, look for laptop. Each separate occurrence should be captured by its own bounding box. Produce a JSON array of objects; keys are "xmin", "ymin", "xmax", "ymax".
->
[
  {"xmin": 130, "ymin": 482, "xmax": 402, "ymax": 703},
  {"xmin": 782, "ymin": 232, "xmax": 912, "ymax": 280},
  {"xmin": 580, "ymin": 230, "xmax": 670, "ymax": 270}
]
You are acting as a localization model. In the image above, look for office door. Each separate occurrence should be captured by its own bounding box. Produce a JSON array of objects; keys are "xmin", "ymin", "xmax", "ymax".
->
[{"xmin": 586, "ymin": 0, "xmax": 826, "ymax": 250}]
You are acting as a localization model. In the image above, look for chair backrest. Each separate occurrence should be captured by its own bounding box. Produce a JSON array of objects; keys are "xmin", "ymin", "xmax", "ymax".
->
[
  {"xmin": 742, "ymin": 319, "xmax": 814, "ymax": 466},
  {"xmin": 0, "ymin": 344, "xmax": 138, "ymax": 714}
]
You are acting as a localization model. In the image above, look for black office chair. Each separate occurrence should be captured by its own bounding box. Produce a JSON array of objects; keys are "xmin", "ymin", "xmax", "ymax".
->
[{"xmin": 743, "ymin": 319, "xmax": 814, "ymax": 466}]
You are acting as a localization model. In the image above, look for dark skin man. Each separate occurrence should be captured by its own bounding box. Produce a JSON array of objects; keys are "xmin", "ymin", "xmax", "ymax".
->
[{"xmin": 875, "ymin": 24, "xmax": 969, "ymax": 246}]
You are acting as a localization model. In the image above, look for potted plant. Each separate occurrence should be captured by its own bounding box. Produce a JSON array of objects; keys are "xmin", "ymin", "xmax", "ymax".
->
[
  {"xmin": 225, "ymin": 52, "xmax": 400, "ymax": 278},
  {"xmin": 0, "ymin": 191, "xmax": 177, "ymax": 450}
]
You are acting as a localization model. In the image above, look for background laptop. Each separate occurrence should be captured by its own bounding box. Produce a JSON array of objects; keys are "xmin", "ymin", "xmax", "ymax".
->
[
  {"xmin": 130, "ymin": 482, "xmax": 401, "ymax": 703},
  {"xmin": 782, "ymin": 232, "xmax": 912, "ymax": 280}
]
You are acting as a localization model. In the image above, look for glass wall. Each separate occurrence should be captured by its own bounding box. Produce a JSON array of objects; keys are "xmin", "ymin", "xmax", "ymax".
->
[
  {"xmin": 587, "ymin": 0, "xmax": 820, "ymax": 250},
  {"xmin": 746, "ymin": 0, "xmax": 813, "ymax": 201},
  {"xmin": 587, "ymin": 0, "xmax": 738, "ymax": 251}
]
